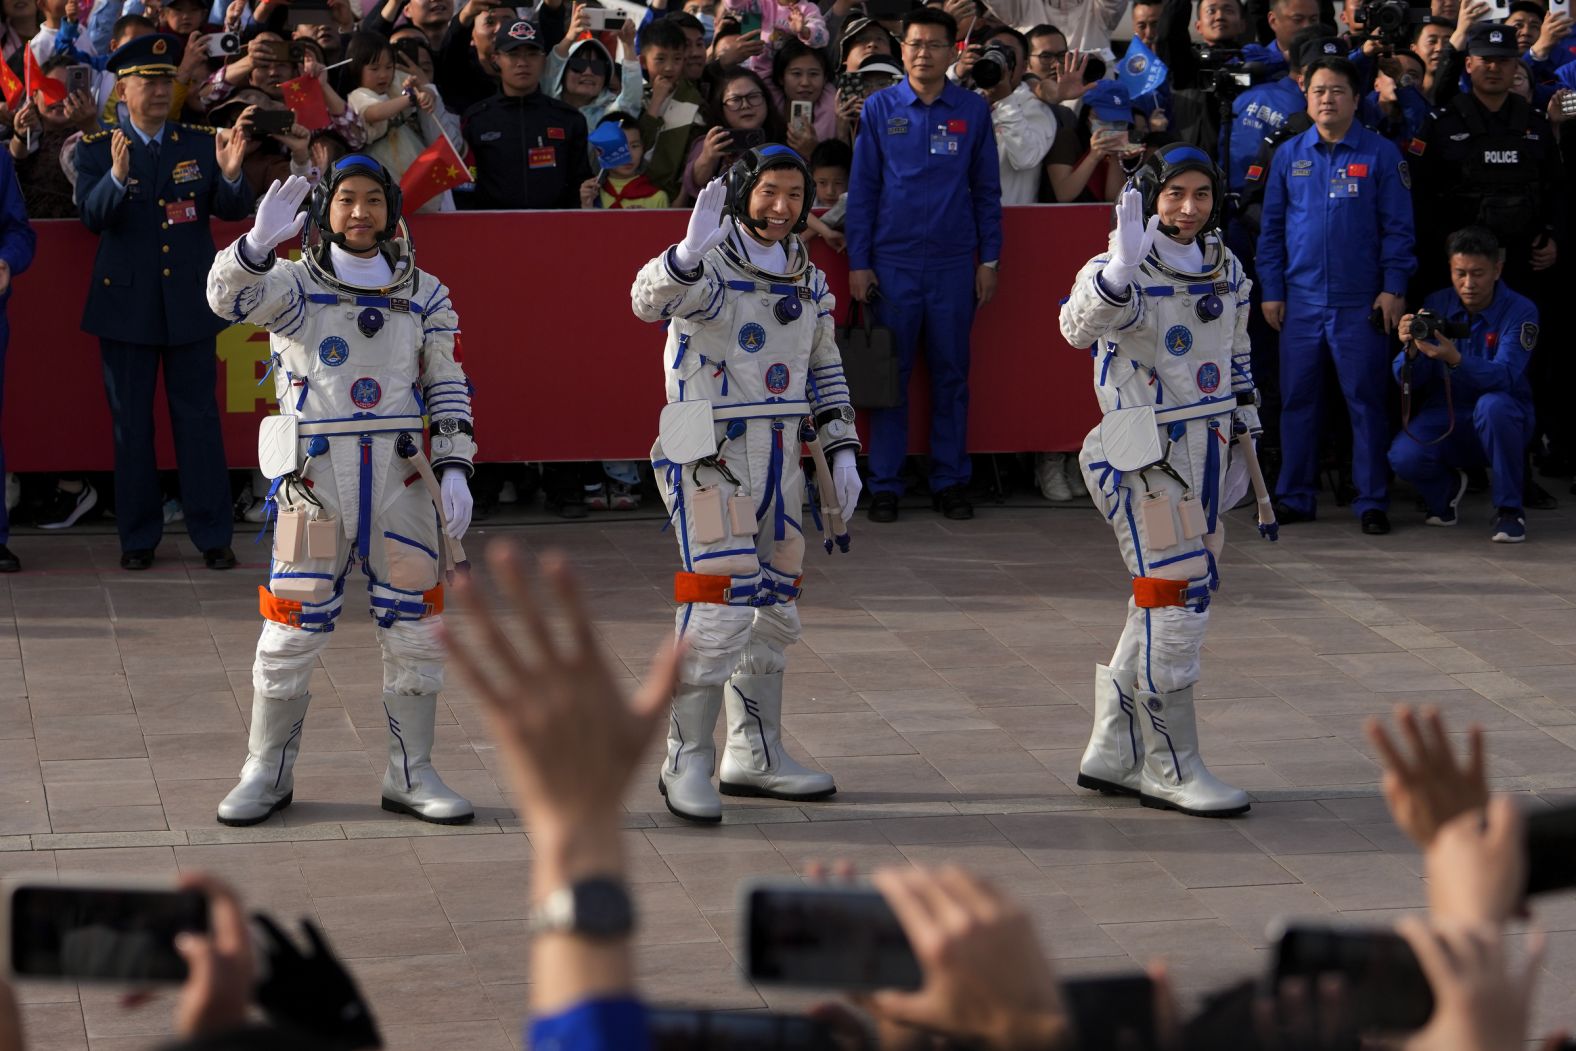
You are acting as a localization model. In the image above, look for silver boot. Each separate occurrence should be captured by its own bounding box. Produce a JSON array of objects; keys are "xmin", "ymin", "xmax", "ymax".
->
[
  {"xmin": 659, "ymin": 683, "xmax": 724, "ymax": 823},
  {"xmin": 1135, "ymin": 685, "xmax": 1250, "ymax": 817},
  {"xmin": 718, "ymin": 671, "xmax": 835, "ymax": 801},
  {"xmin": 1076, "ymin": 664, "xmax": 1143, "ymax": 796},
  {"xmin": 217, "ymin": 692, "xmax": 310, "ymax": 826},
  {"xmin": 380, "ymin": 693, "xmax": 474, "ymax": 825}
]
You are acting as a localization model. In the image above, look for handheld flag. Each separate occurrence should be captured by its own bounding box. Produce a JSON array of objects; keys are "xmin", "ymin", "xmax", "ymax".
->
[
  {"xmin": 1116, "ymin": 36, "xmax": 1167, "ymax": 102},
  {"xmin": 25, "ymin": 46, "xmax": 68, "ymax": 106},
  {"xmin": 279, "ymin": 75, "xmax": 331, "ymax": 130},
  {"xmin": 589, "ymin": 120, "xmax": 632, "ymax": 170},
  {"xmin": 400, "ymin": 132, "xmax": 469, "ymax": 212}
]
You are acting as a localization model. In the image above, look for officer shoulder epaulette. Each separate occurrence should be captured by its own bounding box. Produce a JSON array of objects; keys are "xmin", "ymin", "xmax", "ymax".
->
[
  {"xmin": 175, "ymin": 122, "xmax": 218, "ymax": 135},
  {"xmin": 82, "ymin": 128, "xmax": 112, "ymax": 144}
]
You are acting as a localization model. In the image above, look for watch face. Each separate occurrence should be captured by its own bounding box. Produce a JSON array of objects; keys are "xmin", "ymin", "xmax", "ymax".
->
[
  {"xmin": 574, "ymin": 879, "xmax": 634, "ymax": 937},
  {"xmin": 432, "ymin": 434, "xmax": 454, "ymax": 456}
]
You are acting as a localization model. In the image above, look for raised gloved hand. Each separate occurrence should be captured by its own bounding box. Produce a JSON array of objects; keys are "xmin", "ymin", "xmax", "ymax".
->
[
  {"xmin": 441, "ymin": 467, "xmax": 472, "ymax": 540},
  {"xmin": 832, "ymin": 447, "xmax": 861, "ymax": 520},
  {"xmin": 673, "ymin": 177, "xmax": 729, "ymax": 271},
  {"xmin": 252, "ymin": 914, "xmax": 381, "ymax": 1051},
  {"xmin": 1101, "ymin": 186, "xmax": 1160, "ymax": 294},
  {"xmin": 245, "ymin": 175, "xmax": 311, "ymax": 258}
]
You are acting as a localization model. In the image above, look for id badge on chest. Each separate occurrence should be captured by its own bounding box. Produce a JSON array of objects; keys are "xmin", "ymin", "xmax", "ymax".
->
[
  {"xmin": 1328, "ymin": 176, "xmax": 1360, "ymax": 199},
  {"xmin": 929, "ymin": 122, "xmax": 962, "ymax": 156},
  {"xmin": 165, "ymin": 199, "xmax": 198, "ymax": 224},
  {"xmin": 528, "ymin": 146, "xmax": 556, "ymax": 169}
]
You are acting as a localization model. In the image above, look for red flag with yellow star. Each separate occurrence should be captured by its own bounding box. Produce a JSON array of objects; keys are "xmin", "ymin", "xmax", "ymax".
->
[
  {"xmin": 0, "ymin": 59, "xmax": 22, "ymax": 110},
  {"xmin": 400, "ymin": 133, "xmax": 469, "ymax": 212},
  {"xmin": 24, "ymin": 47, "xmax": 67, "ymax": 107},
  {"xmin": 279, "ymin": 75, "xmax": 331, "ymax": 130}
]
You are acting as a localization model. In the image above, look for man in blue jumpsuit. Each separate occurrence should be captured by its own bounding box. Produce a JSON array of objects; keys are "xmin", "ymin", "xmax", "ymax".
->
[
  {"xmin": 74, "ymin": 34, "xmax": 255, "ymax": 571},
  {"xmin": 1257, "ymin": 54, "xmax": 1415, "ymax": 534},
  {"xmin": 0, "ymin": 150, "xmax": 35, "ymax": 574},
  {"xmin": 1389, "ymin": 226, "xmax": 1538, "ymax": 543},
  {"xmin": 845, "ymin": 5, "xmax": 1002, "ymax": 523}
]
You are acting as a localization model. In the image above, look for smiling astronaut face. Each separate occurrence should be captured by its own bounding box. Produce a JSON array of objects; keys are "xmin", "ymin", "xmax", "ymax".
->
[{"xmin": 329, "ymin": 175, "xmax": 390, "ymax": 255}]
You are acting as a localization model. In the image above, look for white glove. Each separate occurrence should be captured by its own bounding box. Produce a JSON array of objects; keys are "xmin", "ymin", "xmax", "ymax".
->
[
  {"xmin": 1101, "ymin": 186, "xmax": 1160, "ymax": 293},
  {"xmin": 440, "ymin": 467, "xmax": 472, "ymax": 540},
  {"xmin": 832, "ymin": 447, "xmax": 861, "ymax": 518},
  {"xmin": 245, "ymin": 174, "xmax": 311, "ymax": 257},
  {"xmin": 672, "ymin": 177, "xmax": 729, "ymax": 271},
  {"xmin": 1234, "ymin": 403, "xmax": 1263, "ymax": 437}
]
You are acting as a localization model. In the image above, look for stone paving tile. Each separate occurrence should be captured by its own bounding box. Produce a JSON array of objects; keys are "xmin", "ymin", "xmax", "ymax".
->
[{"xmin": 11, "ymin": 508, "xmax": 1576, "ymax": 1050}]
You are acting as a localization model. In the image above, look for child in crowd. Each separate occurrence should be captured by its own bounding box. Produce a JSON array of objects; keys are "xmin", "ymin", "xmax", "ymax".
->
[
  {"xmin": 723, "ymin": 0, "xmax": 828, "ymax": 80},
  {"xmin": 580, "ymin": 113, "xmax": 671, "ymax": 209},
  {"xmin": 340, "ymin": 30, "xmax": 453, "ymax": 211}
]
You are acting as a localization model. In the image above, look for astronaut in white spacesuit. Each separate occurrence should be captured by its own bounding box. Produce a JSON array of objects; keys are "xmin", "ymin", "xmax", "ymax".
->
[
  {"xmin": 206, "ymin": 159, "xmax": 477, "ymax": 827},
  {"xmin": 1060, "ymin": 144, "xmax": 1275, "ymax": 818},
  {"xmin": 632, "ymin": 145, "xmax": 863, "ymax": 824}
]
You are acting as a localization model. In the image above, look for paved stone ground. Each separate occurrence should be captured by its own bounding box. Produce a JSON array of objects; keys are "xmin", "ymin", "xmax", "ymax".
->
[{"xmin": 5, "ymin": 491, "xmax": 1576, "ymax": 1050}]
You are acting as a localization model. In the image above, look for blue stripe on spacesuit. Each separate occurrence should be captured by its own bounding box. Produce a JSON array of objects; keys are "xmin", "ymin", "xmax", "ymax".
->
[
  {"xmin": 1149, "ymin": 550, "xmax": 1205, "ymax": 568},
  {"xmin": 356, "ymin": 436, "xmax": 373, "ymax": 562},
  {"xmin": 1202, "ymin": 420, "xmax": 1221, "ymax": 535},
  {"xmin": 384, "ymin": 531, "xmax": 438, "ymax": 560},
  {"xmin": 756, "ymin": 426, "xmax": 785, "ymax": 526},
  {"xmin": 1123, "ymin": 488, "xmax": 1146, "ymax": 575},
  {"xmin": 672, "ymin": 333, "xmax": 690, "ymax": 370},
  {"xmin": 695, "ymin": 548, "xmax": 756, "ymax": 562},
  {"xmin": 1143, "ymin": 609, "xmax": 1157, "ymax": 693}
]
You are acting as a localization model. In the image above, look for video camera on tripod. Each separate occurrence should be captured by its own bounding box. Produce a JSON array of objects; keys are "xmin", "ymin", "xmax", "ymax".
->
[
  {"xmin": 1194, "ymin": 47, "xmax": 1272, "ymax": 99},
  {"xmin": 1353, "ymin": 0, "xmax": 1430, "ymax": 49}
]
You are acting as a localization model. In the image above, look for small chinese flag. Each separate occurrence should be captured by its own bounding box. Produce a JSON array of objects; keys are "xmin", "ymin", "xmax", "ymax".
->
[
  {"xmin": 24, "ymin": 47, "xmax": 67, "ymax": 106},
  {"xmin": 279, "ymin": 75, "xmax": 331, "ymax": 130},
  {"xmin": 400, "ymin": 133, "xmax": 469, "ymax": 212},
  {"xmin": 0, "ymin": 60, "xmax": 22, "ymax": 110}
]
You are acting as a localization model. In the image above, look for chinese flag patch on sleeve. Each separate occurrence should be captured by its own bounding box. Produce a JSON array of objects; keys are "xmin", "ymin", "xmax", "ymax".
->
[{"xmin": 1407, "ymin": 137, "xmax": 1426, "ymax": 156}]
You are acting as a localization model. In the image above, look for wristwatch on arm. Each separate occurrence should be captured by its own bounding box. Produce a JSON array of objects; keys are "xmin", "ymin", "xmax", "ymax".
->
[{"xmin": 528, "ymin": 877, "xmax": 636, "ymax": 939}]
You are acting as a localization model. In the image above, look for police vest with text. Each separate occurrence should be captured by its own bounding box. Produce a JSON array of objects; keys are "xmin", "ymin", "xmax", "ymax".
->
[{"xmin": 1448, "ymin": 93, "xmax": 1543, "ymax": 242}]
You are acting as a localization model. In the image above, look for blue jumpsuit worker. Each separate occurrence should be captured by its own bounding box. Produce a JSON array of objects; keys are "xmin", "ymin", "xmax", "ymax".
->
[
  {"xmin": 0, "ymin": 150, "xmax": 36, "ymax": 574},
  {"xmin": 74, "ymin": 34, "xmax": 255, "ymax": 570},
  {"xmin": 845, "ymin": 6, "xmax": 1002, "ymax": 522},
  {"xmin": 1256, "ymin": 55, "xmax": 1415, "ymax": 529},
  {"xmin": 1388, "ymin": 233, "xmax": 1537, "ymax": 539}
]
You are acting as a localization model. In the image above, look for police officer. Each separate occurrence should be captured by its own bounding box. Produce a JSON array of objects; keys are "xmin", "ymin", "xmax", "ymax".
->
[
  {"xmin": 845, "ymin": 6, "xmax": 1003, "ymax": 524},
  {"xmin": 460, "ymin": 19, "xmax": 591, "ymax": 211},
  {"xmin": 1410, "ymin": 21, "xmax": 1566, "ymax": 491},
  {"xmin": 1388, "ymin": 226, "xmax": 1538, "ymax": 543},
  {"xmin": 1257, "ymin": 54, "xmax": 1415, "ymax": 534},
  {"xmin": 74, "ymin": 34, "xmax": 256, "ymax": 572}
]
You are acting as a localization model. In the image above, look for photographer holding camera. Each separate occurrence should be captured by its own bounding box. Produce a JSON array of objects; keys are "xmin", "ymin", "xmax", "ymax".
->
[
  {"xmin": 1388, "ymin": 226, "xmax": 1538, "ymax": 542},
  {"xmin": 968, "ymin": 27, "xmax": 1056, "ymax": 205}
]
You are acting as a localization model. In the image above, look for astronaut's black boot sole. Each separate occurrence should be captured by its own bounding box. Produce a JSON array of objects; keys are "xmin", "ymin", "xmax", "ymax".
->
[
  {"xmin": 1075, "ymin": 772, "xmax": 1140, "ymax": 797},
  {"xmin": 1139, "ymin": 793, "xmax": 1251, "ymax": 818},
  {"xmin": 718, "ymin": 781, "xmax": 837, "ymax": 802},
  {"xmin": 381, "ymin": 796, "xmax": 476, "ymax": 825}
]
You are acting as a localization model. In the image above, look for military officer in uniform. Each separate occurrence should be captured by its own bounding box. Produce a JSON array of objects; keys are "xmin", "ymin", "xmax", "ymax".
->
[
  {"xmin": 74, "ymin": 33, "xmax": 256, "ymax": 572},
  {"xmin": 1409, "ymin": 20, "xmax": 1566, "ymax": 497}
]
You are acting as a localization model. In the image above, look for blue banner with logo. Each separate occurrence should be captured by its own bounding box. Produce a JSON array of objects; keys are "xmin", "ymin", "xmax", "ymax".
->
[{"xmin": 1116, "ymin": 37, "xmax": 1168, "ymax": 100}]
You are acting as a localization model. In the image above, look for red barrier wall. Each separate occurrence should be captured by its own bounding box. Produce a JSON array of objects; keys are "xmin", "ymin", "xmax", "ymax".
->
[{"xmin": 6, "ymin": 205, "xmax": 1109, "ymax": 471}]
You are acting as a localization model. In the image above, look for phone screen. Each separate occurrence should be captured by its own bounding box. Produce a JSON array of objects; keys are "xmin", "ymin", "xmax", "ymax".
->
[
  {"xmin": 9, "ymin": 886, "xmax": 208, "ymax": 984},
  {"xmin": 1525, "ymin": 802, "xmax": 1576, "ymax": 897},
  {"xmin": 744, "ymin": 884, "xmax": 921, "ymax": 991},
  {"xmin": 1272, "ymin": 925, "xmax": 1433, "ymax": 1032},
  {"xmin": 739, "ymin": 10, "xmax": 762, "ymax": 34}
]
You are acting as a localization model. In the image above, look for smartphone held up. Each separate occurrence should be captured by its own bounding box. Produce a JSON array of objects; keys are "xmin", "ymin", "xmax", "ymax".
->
[{"xmin": 8, "ymin": 883, "xmax": 209, "ymax": 985}]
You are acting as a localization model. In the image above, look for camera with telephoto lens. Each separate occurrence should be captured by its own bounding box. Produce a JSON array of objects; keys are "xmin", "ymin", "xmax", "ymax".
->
[
  {"xmin": 1194, "ymin": 47, "xmax": 1269, "ymax": 98},
  {"xmin": 1355, "ymin": 0, "xmax": 1427, "ymax": 47},
  {"xmin": 205, "ymin": 31, "xmax": 242, "ymax": 57},
  {"xmin": 1405, "ymin": 309, "xmax": 1471, "ymax": 343},
  {"xmin": 969, "ymin": 40, "xmax": 1017, "ymax": 90}
]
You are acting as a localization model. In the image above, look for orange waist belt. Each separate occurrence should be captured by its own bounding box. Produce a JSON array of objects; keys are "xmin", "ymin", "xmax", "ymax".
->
[
  {"xmin": 1132, "ymin": 576, "xmax": 1189, "ymax": 608},
  {"xmin": 259, "ymin": 583, "xmax": 444, "ymax": 626}
]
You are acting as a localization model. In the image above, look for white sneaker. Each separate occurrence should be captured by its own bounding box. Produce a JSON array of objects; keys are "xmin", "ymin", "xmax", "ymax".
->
[
  {"xmin": 162, "ymin": 499, "xmax": 184, "ymax": 524},
  {"xmin": 498, "ymin": 480, "xmax": 519, "ymax": 504},
  {"xmin": 242, "ymin": 499, "xmax": 269, "ymax": 524},
  {"xmin": 1037, "ymin": 453, "xmax": 1073, "ymax": 502},
  {"xmin": 3, "ymin": 474, "xmax": 17, "ymax": 513}
]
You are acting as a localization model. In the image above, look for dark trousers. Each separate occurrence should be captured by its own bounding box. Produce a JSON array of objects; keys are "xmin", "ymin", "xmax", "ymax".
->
[
  {"xmin": 99, "ymin": 337, "xmax": 232, "ymax": 553},
  {"xmin": 0, "ymin": 319, "xmax": 8, "ymax": 545}
]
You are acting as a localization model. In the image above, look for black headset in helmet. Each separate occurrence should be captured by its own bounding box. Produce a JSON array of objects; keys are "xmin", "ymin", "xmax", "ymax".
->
[
  {"xmin": 309, "ymin": 153, "xmax": 403, "ymax": 247},
  {"xmin": 724, "ymin": 144, "xmax": 816, "ymax": 234},
  {"xmin": 1129, "ymin": 143, "xmax": 1224, "ymax": 237}
]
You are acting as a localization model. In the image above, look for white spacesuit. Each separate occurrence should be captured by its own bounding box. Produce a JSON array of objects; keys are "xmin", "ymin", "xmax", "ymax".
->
[
  {"xmin": 205, "ymin": 161, "xmax": 477, "ymax": 827},
  {"xmin": 1059, "ymin": 145, "xmax": 1269, "ymax": 818},
  {"xmin": 631, "ymin": 147, "xmax": 863, "ymax": 824}
]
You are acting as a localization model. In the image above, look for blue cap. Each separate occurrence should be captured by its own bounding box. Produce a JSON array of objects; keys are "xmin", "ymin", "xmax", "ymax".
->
[
  {"xmin": 106, "ymin": 33, "xmax": 183, "ymax": 78},
  {"xmin": 1084, "ymin": 80, "xmax": 1134, "ymax": 123}
]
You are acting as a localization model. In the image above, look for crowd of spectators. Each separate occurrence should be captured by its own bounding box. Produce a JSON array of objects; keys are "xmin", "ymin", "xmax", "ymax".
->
[
  {"xmin": 0, "ymin": 542, "xmax": 1564, "ymax": 1050},
  {"xmin": 1, "ymin": 0, "xmax": 1572, "ymax": 530}
]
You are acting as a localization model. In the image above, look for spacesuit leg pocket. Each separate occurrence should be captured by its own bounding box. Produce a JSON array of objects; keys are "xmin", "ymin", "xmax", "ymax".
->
[
  {"xmin": 382, "ymin": 531, "xmax": 441, "ymax": 593},
  {"xmin": 1137, "ymin": 491, "xmax": 1179, "ymax": 550}
]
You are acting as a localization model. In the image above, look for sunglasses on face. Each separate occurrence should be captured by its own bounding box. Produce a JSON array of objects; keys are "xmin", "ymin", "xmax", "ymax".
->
[{"xmin": 566, "ymin": 54, "xmax": 609, "ymax": 75}]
